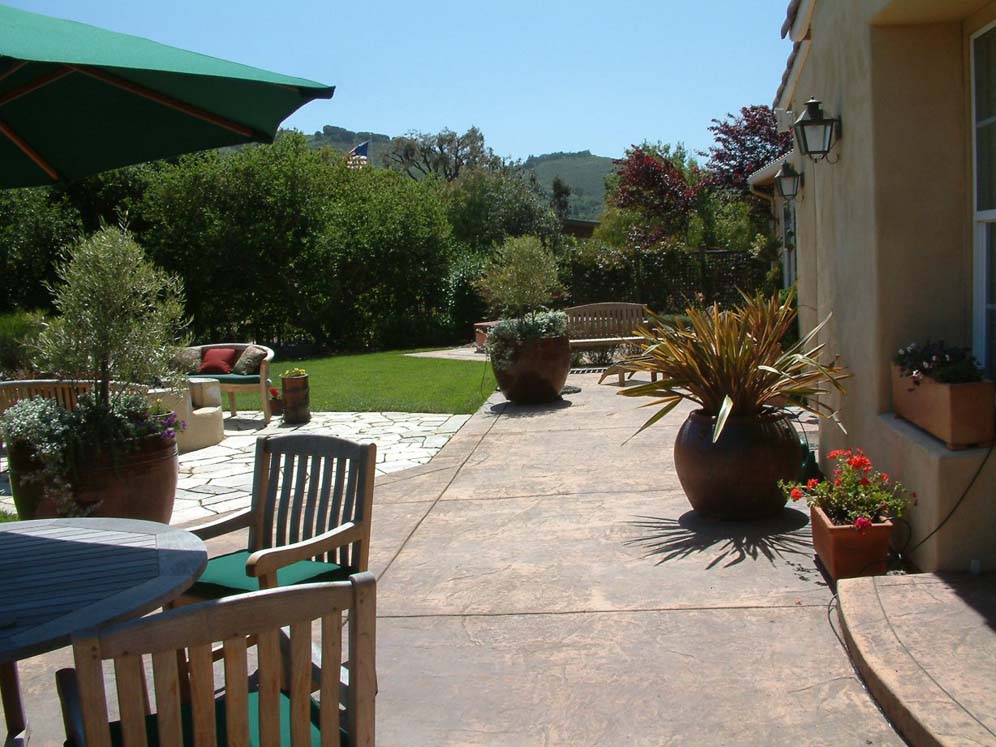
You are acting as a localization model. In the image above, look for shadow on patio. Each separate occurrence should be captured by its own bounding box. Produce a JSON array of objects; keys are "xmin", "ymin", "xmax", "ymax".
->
[{"xmin": 627, "ymin": 508, "xmax": 813, "ymax": 569}]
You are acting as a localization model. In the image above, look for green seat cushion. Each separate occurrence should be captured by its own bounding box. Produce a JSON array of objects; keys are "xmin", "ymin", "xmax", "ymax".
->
[
  {"xmin": 192, "ymin": 373, "xmax": 261, "ymax": 384},
  {"xmin": 189, "ymin": 550, "xmax": 351, "ymax": 598},
  {"xmin": 107, "ymin": 686, "xmax": 349, "ymax": 746}
]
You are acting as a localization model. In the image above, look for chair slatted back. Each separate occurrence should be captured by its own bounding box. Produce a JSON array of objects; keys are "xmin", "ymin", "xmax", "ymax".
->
[
  {"xmin": 565, "ymin": 303, "xmax": 647, "ymax": 339},
  {"xmin": 250, "ymin": 434, "xmax": 376, "ymax": 571},
  {"xmin": 68, "ymin": 576, "xmax": 376, "ymax": 747}
]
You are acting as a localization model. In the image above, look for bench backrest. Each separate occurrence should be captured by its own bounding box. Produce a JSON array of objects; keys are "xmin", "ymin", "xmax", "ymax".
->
[
  {"xmin": 565, "ymin": 303, "xmax": 647, "ymax": 339},
  {"xmin": 0, "ymin": 380, "xmax": 146, "ymax": 415}
]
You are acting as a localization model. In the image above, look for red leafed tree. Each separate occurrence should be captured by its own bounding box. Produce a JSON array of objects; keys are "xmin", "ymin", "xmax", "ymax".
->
[
  {"xmin": 704, "ymin": 105, "xmax": 791, "ymax": 193},
  {"xmin": 610, "ymin": 145, "xmax": 698, "ymax": 245}
]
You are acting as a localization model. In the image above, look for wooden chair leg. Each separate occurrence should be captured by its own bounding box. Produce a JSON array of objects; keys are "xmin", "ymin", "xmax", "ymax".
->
[
  {"xmin": 228, "ymin": 392, "xmax": 237, "ymax": 418},
  {"xmin": 262, "ymin": 386, "xmax": 271, "ymax": 425},
  {"xmin": 0, "ymin": 660, "xmax": 27, "ymax": 746}
]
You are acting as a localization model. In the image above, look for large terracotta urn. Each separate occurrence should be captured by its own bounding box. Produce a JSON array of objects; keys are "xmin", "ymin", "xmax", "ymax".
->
[
  {"xmin": 9, "ymin": 436, "xmax": 178, "ymax": 523},
  {"xmin": 493, "ymin": 335, "xmax": 571, "ymax": 405},
  {"xmin": 673, "ymin": 410, "xmax": 800, "ymax": 520}
]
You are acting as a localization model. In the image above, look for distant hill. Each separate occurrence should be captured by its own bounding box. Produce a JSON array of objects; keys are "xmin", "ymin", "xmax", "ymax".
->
[
  {"xmin": 302, "ymin": 127, "xmax": 616, "ymax": 221},
  {"xmin": 523, "ymin": 151, "xmax": 615, "ymax": 221}
]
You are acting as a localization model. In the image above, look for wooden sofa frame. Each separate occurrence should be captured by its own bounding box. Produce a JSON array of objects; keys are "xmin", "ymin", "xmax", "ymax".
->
[{"xmin": 190, "ymin": 343, "xmax": 274, "ymax": 424}]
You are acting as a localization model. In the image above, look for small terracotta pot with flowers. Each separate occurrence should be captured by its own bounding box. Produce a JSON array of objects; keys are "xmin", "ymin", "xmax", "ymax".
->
[
  {"xmin": 780, "ymin": 449, "xmax": 913, "ymax": 582},
  {"xmin": 268, "ymin": 386, "xmax": 284, "ymax": 417}
]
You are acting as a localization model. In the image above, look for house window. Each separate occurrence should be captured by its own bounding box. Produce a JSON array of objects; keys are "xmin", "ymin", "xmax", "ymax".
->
[
  {"xmin": 782, "ymin": 200, "xmax": 797, "ymax": 287},
  {"xmin": 972, "ymin": 23, "xmax": 996, "ymax": 373}
]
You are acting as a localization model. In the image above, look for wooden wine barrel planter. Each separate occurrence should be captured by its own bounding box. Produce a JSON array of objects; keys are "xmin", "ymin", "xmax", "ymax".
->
[{"xmin": 281, "ymin": 375, "xmax": 310, "ymax": 424}]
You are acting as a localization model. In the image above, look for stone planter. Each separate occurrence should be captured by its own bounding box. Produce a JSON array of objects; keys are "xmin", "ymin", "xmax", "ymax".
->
[
  {"xmin": 891, "ymin": 364, "xmax": 995, "ymax": 449},
  {"xmin": 492, "ymin": 335, "xmax": 571, "ymax": 405},
  {"xmin": 281, "ymin": 375, "xmax": 310, "ymax": 424},
  {"xmin": 810, "ymin": 506, "xmax": 893, "ymax": 582},
  {"xmin": 474, "ymin": 321, "xmax": 498, "ymax": 352},
  {"xmin": 673, "ymin": 410, "xmax": 799, "ymax": 520},
  {"xmin": 9, "ymin": 435, "xmax": 178, "ymax": 522}
]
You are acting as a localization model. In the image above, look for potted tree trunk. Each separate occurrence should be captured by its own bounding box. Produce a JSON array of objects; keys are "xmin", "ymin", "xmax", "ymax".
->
[
  {"xmin": 0, "ymin": 226, "xmax": 188, "ymax": 521},
  {"xmin": 892, "ymin": 342, "xmax": 994, "ymax": 449},
  {"xmin": 781, "ymin": 449, "xmax": 912, "ymax": 581},
  {"xmin": 478, "ymin": 235, "xmax": 570, "ymax": 405},
  {"xmin": 606, "ymin": 290, "xmax": 850, "ymax": 520}
]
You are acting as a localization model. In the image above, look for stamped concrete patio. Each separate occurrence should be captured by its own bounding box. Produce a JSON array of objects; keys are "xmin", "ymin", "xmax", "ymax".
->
[{"xmin": 3, "ymin": 374, "xmax": 907, "ymax": 745}]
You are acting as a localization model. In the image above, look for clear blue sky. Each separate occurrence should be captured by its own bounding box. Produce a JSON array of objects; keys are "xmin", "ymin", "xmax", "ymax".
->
[{"xmin": 7, "ymin": 0, "xmax": 791, "ymax": 161}]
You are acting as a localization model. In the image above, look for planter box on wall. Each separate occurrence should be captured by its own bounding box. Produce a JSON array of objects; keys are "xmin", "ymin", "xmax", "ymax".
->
[
  {"xmin": 891, "ymin": 365, "xmax": 995, "ymax": 449},
  {"xmin": 810, "ymin": 506, "xmax": 893, "ymax": 582}
]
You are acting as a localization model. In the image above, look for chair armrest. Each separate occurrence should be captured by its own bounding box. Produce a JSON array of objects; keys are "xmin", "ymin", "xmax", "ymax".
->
[
  {"xmin": 186, "ymin": 508, "xmax": 254, "ymax": 541},
  {"xmin": 246, "ymin": 523, "xmax": 364, "ymax": 579},
  {"xmin": 56, "ymin": 668, "xmax": 85, "ymax": 747}
]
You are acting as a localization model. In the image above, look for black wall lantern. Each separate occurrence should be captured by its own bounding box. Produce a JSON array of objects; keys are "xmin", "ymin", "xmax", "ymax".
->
[
  {"xmin": 774, "ymin": 161, "xmax": 802, "ymax": 200},
  {"xmin": 793, "ymin": 98, "xmax": 841, "ymax": 161}
]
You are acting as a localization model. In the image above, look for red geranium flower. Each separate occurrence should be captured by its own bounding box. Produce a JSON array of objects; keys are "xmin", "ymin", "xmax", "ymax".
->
[
  {"xmin": 806, "ymin": 478, "xmax": 819, "ymax": 489},
  {"xmin": 853, "ymin": 516, "xmax": 873, "ymax": 531},
  {"xmin": 880, "ymin": 473, "xmax": 890, "ymax": 483},
  {"xmin": 827, "ymin": 449, "xmax": 852, "ymax": 459},
  {"xmin": 789, "ymin": 487, "xmax": 804, "ymax": 501},
  {"xmin": 848, "ymin": 454, "xmax": 872, "ymax": 472},
  {"xmin": 269, "ymin": 387, "xmax": 279, "ymax": 398},
  {"xmin": 859, "ymin": 477, "xmax": 870, "ymax": 486}
]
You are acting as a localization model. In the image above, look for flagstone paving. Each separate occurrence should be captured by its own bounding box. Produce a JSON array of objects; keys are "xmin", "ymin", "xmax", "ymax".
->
[{"xmin": 0, "ymin": 409, "xmax": 470, "ymax": 521}]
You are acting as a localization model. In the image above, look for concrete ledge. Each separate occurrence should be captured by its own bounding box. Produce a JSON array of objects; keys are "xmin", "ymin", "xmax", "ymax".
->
[{"xmin": 837, "ymin": 573, "xmax": 996, "ymax": 746}]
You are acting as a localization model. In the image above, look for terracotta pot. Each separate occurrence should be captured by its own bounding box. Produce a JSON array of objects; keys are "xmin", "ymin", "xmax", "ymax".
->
[
  {"xmin": 492, "ymin": 335, "xmax": 571, "ymax": 405},
  {"xmin": 6, "ymin": 443, "xmax": 45, "ymax": 519},
  {"xmin": 269, "ymin": 398, "xmax": 284, "ymax": 416},
  {"xmin": 282, "ymin": 375, "xmax": 310, "ymax": 424},
  {"xmin": 11, "ymin": 436, "xmax": 178, "ymax": 522},
  {"xmin": 673, "ymin": 410, "xmax": 799, "ymax": 520},
  {"xmin": 810, "ymin": 506, "xmax": 893, "ymax": 582},
  {"xmin": 891, "ymin": 365, "xmax": 994, "ymax": 449}
]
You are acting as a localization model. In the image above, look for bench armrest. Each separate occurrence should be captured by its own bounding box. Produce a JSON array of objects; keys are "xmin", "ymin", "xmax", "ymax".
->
[
  {"xmin": 246, "ymin": 523, "xmax": 364, "ymax": 580},
  {"xmin": 187, "ymin": 508, "xmax": 254, "ymax": 541}
]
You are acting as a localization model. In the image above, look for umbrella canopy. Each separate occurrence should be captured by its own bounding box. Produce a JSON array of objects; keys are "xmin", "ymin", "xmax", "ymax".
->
[{"xmin": 0, "ymin": 4, "xmax": 334, "ymax": 187}]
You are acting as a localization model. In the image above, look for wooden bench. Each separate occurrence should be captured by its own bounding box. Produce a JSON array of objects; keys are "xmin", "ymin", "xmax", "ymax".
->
[
  {"xmin": 566, "ymin": 303, "xmax": 657, "ymax": 385},
  {"xmin": 0, "ymin": 380, "xmax": 143, "ymax": 415}
]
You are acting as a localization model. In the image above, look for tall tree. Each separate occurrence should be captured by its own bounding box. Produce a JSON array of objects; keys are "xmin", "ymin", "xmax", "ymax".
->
[
  {"xmin": 703, "ymin": 105, "xmax": 791, "ymax": 193},
  {"xmin": 383, "ymin": 126, "xmax": 506, "ymax": 181},
  {"xmin": 550, "ymin": 176, "xmax": 572, "ymax": 224},
  {"xmin": 608, "ymin": 144, "xmax": 699, "ymax": 245}
]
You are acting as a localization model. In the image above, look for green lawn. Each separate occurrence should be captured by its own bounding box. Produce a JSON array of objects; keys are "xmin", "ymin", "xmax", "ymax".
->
[{"xmin": 237, "ymin": 349, "xmax": 496, "ymax": 414}]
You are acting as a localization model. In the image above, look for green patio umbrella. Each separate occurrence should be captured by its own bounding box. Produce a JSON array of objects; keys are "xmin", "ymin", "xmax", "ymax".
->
[{"xmin": 0, "ymin": 4, "xmax": 334, "ymax": 187}]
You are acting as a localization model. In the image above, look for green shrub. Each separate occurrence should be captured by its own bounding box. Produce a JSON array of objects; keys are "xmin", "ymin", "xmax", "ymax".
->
[
  {"xmin": 476, "ymin": 235, "xmax": 561, "ymax": 318},
  {"xmin": 0, "ymin": 310, "xmax": 44, "ymax": 375},
  {"xmin": 445, "ymin": 249, "xmax": 489, "ymax": 337},
  {"xmin": 0, "ymin": 188, "xmax": 81, "ymax": 313}
]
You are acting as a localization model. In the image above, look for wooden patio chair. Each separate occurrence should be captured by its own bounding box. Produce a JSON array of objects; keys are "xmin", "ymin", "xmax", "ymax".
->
[
  {"xmin": 184, "ymin": 434, "xmax": 376, "ymax": 599},
  {"xmin": 55, "ymin": 575, "xmax": 376, "ymax": 746}
]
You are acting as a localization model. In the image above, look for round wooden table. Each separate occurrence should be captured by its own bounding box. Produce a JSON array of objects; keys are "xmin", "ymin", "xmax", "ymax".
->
[{"xmin": 0, "ymin": 518, "xmax": 207, "ymax": 746}]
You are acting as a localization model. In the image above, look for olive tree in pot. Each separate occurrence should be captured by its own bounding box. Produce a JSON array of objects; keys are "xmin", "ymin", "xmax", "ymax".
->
[
  {"xmin": 607, "ymin": 291, "xmax": 850, "ymax": 520},
  {"xmin": 0, "ymin": 226, "xmax": 188, "ymax": 521},
  {"xmin": 478, "ymin": 235, "xmax": 570, "ymax": 404}
]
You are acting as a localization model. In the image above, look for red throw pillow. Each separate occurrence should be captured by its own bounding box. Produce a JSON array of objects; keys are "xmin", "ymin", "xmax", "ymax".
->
[
  {"xmin": 198, "ymin": 359, "xmax": 232, "ymax": 375},
  {"xmin": 198, "ymin": 347, "xmax": 237, "ymax": 375}
]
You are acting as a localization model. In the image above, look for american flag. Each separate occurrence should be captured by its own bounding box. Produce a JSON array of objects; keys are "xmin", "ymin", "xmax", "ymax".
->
[{"xmin": 347, "ymin": 140, "xmax": 369, "ymax": 169}]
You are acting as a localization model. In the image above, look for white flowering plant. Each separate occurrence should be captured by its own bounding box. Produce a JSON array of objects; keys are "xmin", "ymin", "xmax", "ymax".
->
[{"xmin": 894, "ymin": 341, "xmax": 983, "ymax": 385}]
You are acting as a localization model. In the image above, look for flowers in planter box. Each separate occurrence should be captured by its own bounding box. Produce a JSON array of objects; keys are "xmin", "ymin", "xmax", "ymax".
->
[
  {"xmin": 895, "ymin": 341, "xmax": 983, "ymax": 385},
  {"xmin": 779, "ymin": 448, "xmax": 912, "ymax": 527}
]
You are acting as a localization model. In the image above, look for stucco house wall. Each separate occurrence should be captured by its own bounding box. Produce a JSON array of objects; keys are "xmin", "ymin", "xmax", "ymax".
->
[{"xmin": 778, "ymin": 0, "xmax": 996, "ymax": 570}]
